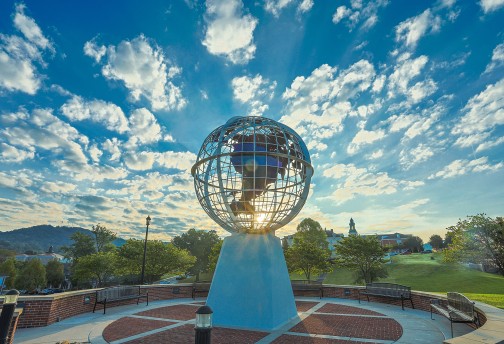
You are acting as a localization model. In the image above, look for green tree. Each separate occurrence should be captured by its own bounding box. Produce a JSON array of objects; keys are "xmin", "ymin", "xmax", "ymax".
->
[
  {"xmin": 46, "ymin": 259, "xmax": 65, "ymax": 288},
  {"xmin": 61, "ymin": 232, "xmax": 96, "ymax": 263},
  {"xmin": 285, "ymin": 218, "xmax": 332, "ymax": 281},
  {"xmin": 334, "ymin": 235, "xmax": 388, "ymax": 284},
  {"xmin": 73, "ymin": 251, "xmax": 118, "ymax": 287},
  {"xmin": 403, "ymin": 235, "xmax": 423, "ymax": 253},
  {"xmin": 296, "ymin": 218, "xmax": 327, "ymax": 247},
  {"xmin": 0, "ymin": 258, "xmax": 17, "ymax": 288},
  {"xmin": 443, "ymin": 214, "xmax": 504, "ymax": 275},
  {"xmin": 0, "ymin": 248, "xmax": 16, "ymax": 263},
  {"xmin": 15, "ymin": 259, "xmax": 46, "ymax": 291},
  {"xmin": 429, "ymin": 234, "xmax": 444, "ymax": 250},
  {"xmin": 208, "ymin": 240, "xmax": 223, "ymax": 272},
  {"xmin": 92, "ymin": 224, "xmax": 117, "ymax": 252},
  {"xmin": 117, "ymin": 239, "xmax": 196, "ymax": 283},
  {"xmin": 172, "ymin": 228, "xmax": 220, "ymax": 281},
  {"xmin": 285, "ymin": 238, "xmax": 332, "ymax": 281}
]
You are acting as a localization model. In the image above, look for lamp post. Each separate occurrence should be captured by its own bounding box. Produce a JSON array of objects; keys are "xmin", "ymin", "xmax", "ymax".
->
[
  {"xmin": 195, "ymin": 305, "xmax": 213, "ymax": 344},
  {"xmin": 140, "ymin": 215, "xmax": 151, "ymax": 285},
  {"xmin": 0, "ymin": 289, "xmax": 20, "ymax": 344}
]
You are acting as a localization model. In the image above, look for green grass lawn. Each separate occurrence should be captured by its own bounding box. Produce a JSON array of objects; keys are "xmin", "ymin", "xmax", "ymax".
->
[{"xmin": 323, "ymin": 253, "xmax": 504, "ymax": 308}]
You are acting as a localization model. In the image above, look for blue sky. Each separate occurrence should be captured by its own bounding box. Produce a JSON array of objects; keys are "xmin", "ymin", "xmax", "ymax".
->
[{"xmin": 0, "ymin": 0, "xmax": 503, "ymax": 242}]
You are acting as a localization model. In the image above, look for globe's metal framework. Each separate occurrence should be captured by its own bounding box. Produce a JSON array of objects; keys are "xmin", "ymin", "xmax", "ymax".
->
[{"xmin": 191, "ymin": 116, "xmax": 313, "ymax": 234}]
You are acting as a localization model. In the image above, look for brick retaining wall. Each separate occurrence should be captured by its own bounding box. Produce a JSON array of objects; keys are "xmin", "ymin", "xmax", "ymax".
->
[{"xmin": 9, "ymin": 284, "xmax": 491, "ymax": 330}]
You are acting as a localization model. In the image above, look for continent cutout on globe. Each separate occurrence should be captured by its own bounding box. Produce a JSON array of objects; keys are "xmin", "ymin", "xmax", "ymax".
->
[{"xmin": 192, "ymin": 116, "xmax": 313, "ymax": 234}]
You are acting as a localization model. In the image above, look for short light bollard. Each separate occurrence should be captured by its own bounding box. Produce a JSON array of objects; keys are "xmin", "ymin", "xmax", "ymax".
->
[
  {"xmin": 0, "ymin": 289, "xmax": 20, "ymax": 344},
  {"xmin": 195, "ymin": 305, "xmax": 213, "ymax": 344}
]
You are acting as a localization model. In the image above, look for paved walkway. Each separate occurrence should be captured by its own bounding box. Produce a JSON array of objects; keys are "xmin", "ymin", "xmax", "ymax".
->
[{"xmin": 14, "ymin": 297, "xmax": 474, "ymax": 343}]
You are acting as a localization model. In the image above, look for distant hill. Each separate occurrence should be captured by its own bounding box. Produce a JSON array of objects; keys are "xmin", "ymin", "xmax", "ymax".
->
[{"xmin": 0, "ymin": 225, "xmax": 126, "ymax": 254}]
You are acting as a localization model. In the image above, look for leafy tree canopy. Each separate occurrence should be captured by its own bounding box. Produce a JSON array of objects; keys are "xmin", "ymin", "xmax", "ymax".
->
[
  {"xmin": 117, "ymin": 239, "xmax": 195, "ymax": 283},
  {"xmin": 46, "ymin": 259, "xmax": 65, "ymax": 288},
  {"xmin": 61, "ymin": 232, "xmax": 96, "ymax": 263},
  {"xmin": 403, "ymin": 235, "xmax": 423, "ymax": 252},
  {"xmin": 295, "ymin": 218, "xmax": 328, "ymax": 248},
  {"xmin": 208, "ymin": 240, "xmax": 223, "ymax": 272},
  {"xmin": 429, "ymin": 234, "xmax": 444, "ymax": 250},
  {"xmin": 92, "ymin": 224, "xmax": 117, "ymax": 253},
  {"xmin": 334, "ymin": 235, "xmax": 388, "ymax": 284},
  {"xmin": 444, "ymin": 214, "xmax": 504, "ymax": 276},
  {"xmin": 286, "ymin": 218, "xmax": 332, "ymax": 281},
  {"xmin": 73, "ymin": 251, "xmax": 118, "ymax": 287},
  {"xmin": 0, "ymin": 258, "xmax": 17, "ymax": 289},
  {"xmin": 172, "ymin": 228, "xmax": 220, "ymax": 281},
  {"xmin": 15, "ymin": 258, "xmax": 46, "ymax": 291}
]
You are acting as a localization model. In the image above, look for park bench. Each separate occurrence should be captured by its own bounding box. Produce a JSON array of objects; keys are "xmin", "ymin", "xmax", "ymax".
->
[
  {"xmin": 358, "ymin": 282, "xmax": 413, "ymax": 310},
  {"xmin": 430, "ymin": 292, "xmax": 480, "ymax": 338},
  {"xmin": 93, "ymin": 285, "xmax": 148, "ymax": 314},
  {"xmin": 291, "ymin": 280, "xmax": 324, "ymax": 298},
  {"xmin": 192, "ymin": 281, "xmax": 211, "ymax": 299}
]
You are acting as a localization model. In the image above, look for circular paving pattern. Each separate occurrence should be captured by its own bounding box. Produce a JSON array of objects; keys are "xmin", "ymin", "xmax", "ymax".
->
[{"xmin": 102, "ymin": 301, "xmax": 403, "ymax": 343}]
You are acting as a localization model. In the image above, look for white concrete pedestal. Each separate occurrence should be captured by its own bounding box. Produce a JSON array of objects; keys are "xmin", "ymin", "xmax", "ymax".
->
[{"xmin": 206, "ymin": 232, "xmax": 298, "ymax": 330}]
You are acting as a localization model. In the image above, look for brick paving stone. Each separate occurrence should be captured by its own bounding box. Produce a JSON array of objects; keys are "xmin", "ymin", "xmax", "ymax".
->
[
  {"xmin": 316, "ymin": 304, "xmax": 385, "ymax": 316},
  {"xmin": 134, "ymin": 304, "xmax": 200, "ymax": 321},
  {"xmin": 296, "ymin": 301, "xmax": 319, "ymax": 312},
  {"xmin": 102, "ymin": 317, "xmax": 174, "ymax": 342},
  {"xmin": 124, "ymin": 324, "xmax": 269, "ymax": 344},
  {"xmin": 289, "ymin": 314, "xmax": 402, "ymax": 341},
  {"xmin": 272, "ymin": 334, "xmax": 379, "ymax": 344}
]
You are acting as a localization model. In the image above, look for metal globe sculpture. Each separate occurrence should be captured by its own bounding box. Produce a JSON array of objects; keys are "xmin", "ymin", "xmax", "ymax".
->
[{"xmin": 191, "ymin": 116, "xmax": 313, "ymax": 234}]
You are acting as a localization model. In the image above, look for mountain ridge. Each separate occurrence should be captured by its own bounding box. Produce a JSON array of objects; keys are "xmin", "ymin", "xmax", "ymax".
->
[{"xmin": 0, "ymin": 225, "xmax": 126, "ymax": 254}]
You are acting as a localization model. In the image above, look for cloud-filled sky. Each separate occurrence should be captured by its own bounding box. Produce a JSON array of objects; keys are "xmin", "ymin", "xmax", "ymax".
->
[{"xmin": 0, "ymin": 0, "xmax": 503, "ymax": 242}]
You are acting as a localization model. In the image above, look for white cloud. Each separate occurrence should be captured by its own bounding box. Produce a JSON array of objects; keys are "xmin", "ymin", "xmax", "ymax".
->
[
  {"xmin": 476, "ymin": 136, "xmax": 504, "ymax": 152},
  {"xmin": 0, "ymin": 5, "xmax": 53, "ymax": 95},
  {"xmin": 484, "ymin": 42, "xmax": 504, "ymax": 74},
  {"xmin": 264, "ymin": 0, "xmax": 313, "ymax": 16},
  {"xmin": 332, "ymin": 0, "xmax": 389, "ymax": 31},
  {"xmin": 281, "ymin": 60, "xmax": 377, "ymax": 152},
  {"xmin": 123, "ymin": 151, "xmax": 197, "ymax": 171},
  {"xmin": 298, "ymin": 0, "xmax": 314, "ymax": 13},
  {"xmin": 83, "ymin": 39, "xmax": 106, "ymax": 63},
  {"xmin": 0, "ymin": 108, "xmax": 89, "ymax": 165},
  {"xmin": 202, "ymin": 0, "xmax": 258, "ymax": 64},
  {"xmin": 399, "ymin": 144, "xmax": 434, "ymax": 169},
  {"xmin": 321, "ymin": 163, "xmax": 424, "ymax": 204},
  {"xmin": 480, "ymin": 0, "xmax": 504, "ymax": 13},
  {"xmin": 88, "ymin": 144, "xmax": 103, "ymax": 163},
  {"xmin": 61, "ymin": 96, "xmax": 129, "ymax": 134},
  {"xmin": 13, "ymin": 4, "xmax": 53, "ymax": 52},
  {"xmin": 231, "ymin": 74, "xmax": 276, "ymax": 116},
  {"xmin": 0, "ymin": 142, "xmax": 34, "ymax": 163},
  {"xmin": 452, "ymin": 79, "xmax": 504, "ymax": 135},
  {"xmin": 127, "ymin": 108, "xmax": 162, "ymax": 145},
  {"xmin": 395, "ymin": 9, "xmax": 441, "ymax": 49},
  {"xmin": 454, "ymin": 132, "xmax": 491, "ymax": 148},
  {"xmin": 347, "ymin": 128, "xmax": 385, "ymax": 155},
  {"xmin": 85, "ymin": 35, "xmax": 186, "ymax": 111},
  {"xmin": 388, "ymin": 54, "xmax": 428, "ymax": 98},
  {"xmin": 102, "ymin": 138, "xmax": 122, "ymax": 161},
  {"xmin": 369, "ymin": 149, "xmax": 383, "ymax": 159},
  {"xmin": 40, "ymin": 181, "xmax": 77, "ymax": 194},
  {"xmin": 429, "ymin": 157, "xmax": 503, "ymax": 179}
]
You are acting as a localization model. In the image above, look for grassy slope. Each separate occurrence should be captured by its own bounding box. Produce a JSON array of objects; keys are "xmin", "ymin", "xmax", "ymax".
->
[{"xmin": 324, "ymin": 253, "xmax": 504, "ymax": 308}]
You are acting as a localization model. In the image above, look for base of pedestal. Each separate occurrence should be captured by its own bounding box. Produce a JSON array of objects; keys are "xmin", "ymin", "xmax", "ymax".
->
[{"xmin": 206, "ymin": 232, "xmax": 298, "ymax": 330}]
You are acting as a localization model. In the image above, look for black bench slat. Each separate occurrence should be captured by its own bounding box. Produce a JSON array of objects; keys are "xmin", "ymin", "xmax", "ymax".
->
[
  {"xmin": 291, "ymin": 280, "xmax": 324, "ymax": 299},
  {"xmin": 93, "ymin": 286, "xmax": 148, "ymax": 314},
  {"xmin": 430, "ymin": 292, "xmax": 479, "ymax": 338},
  {"xmin": 192, "ymin": 282, "xmax": 211, "ymax": 299},
  {"xmin": 358, "ymin": 283, "xmax": 413, "ymax": 310}
]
